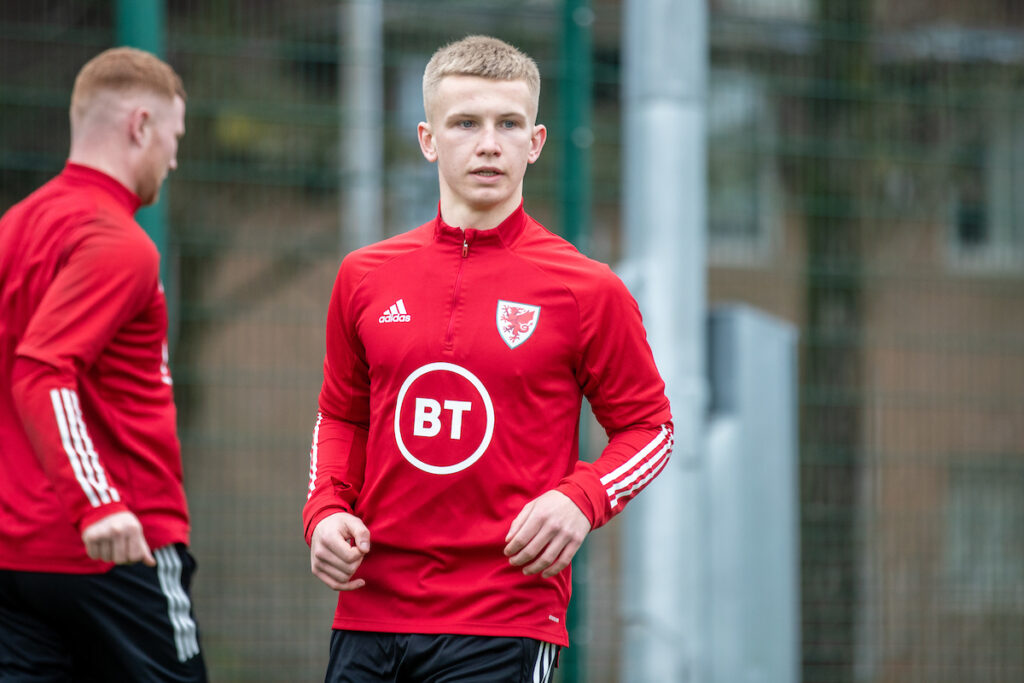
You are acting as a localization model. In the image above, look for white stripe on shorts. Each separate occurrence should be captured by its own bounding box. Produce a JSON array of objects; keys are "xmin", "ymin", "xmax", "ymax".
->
[
  {"xmin": 155, "ymin": 546, "xmax": 201, "ymax": 662},
  {"xmin": 532, "ymin": 640, "xmax": 557, "ymax": 683}
]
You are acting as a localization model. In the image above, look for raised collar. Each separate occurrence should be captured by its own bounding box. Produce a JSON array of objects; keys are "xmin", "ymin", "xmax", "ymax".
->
[
  {"xmin": 433, "ymin": 201, "xmax": 528, "ymax": 250},
  {"xmin": 61, "ymin": 162, "xmax": 142, "ymax": 215}
]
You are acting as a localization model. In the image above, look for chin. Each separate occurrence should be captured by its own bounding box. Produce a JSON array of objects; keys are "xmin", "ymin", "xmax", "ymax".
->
[
  {"xmin": 465, "ymin": 188, "xmax": 511, "ymax": 207},
  {"xmin": 137, "ymin": 179, "xmax": 164, "ymax": 206}
]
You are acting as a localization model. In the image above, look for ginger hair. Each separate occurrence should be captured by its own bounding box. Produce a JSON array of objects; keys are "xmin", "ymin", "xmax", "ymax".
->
[{"xmin": 70, "ymin": 47, "xmax": 185, "ymax": 127}]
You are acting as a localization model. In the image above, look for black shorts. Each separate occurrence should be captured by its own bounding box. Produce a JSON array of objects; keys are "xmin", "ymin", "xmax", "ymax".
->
[
  {"xmin": 0, "ymin": 544, "xmax": 207, "ymax": 682},
  {"xmin": 326, "ymin": 630, "xmax": 559, "ymax": 683}
]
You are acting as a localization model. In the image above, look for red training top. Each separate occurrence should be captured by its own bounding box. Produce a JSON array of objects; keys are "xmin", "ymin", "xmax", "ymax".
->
[
  {"xmin": 0, "ymin": 162, "xmax": 190, "ymax": 573},
  {"xmin": 303, "ymin": 204, "xmax": 673, "ymax": 646}
]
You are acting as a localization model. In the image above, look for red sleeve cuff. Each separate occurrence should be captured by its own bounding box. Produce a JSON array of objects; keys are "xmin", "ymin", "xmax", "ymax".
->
[
  {"xmin": 303, "ymin": 502, "xmax": 354, "ymax": 546},
  {"xmin": 555, "ymin": 478, "xmax": 603, "ymax": 529}
]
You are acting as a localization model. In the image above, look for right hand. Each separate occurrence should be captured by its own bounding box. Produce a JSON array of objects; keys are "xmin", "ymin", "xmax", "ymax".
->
[
  {"xmin": 310, "ymin": 512, "xmax": 371, "ymax": 591},
  {"xmin": 81, "ymin": 510, "xmax": 156, "ymax": 566}
]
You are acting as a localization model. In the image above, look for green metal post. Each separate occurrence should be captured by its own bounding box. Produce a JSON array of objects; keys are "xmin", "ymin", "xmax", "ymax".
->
[
  {"xmin": 115, "ymin": 0, "xmax": 168, "ymax": 281},
  {"xmin": 115, "ymin": 0, "xmax": 177, "ymax": 349},
  {"xmin": 559, "ymin": 0, "xmax": 594, "ymax": 253},
  {"xmin": 559, "ymin": 2, "xmax": 593, "ymax": 681}
]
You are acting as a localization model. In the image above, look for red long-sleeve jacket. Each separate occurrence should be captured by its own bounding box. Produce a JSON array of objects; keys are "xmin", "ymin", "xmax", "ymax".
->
[
  {"xmin": 0, "ymin": 163, "xmax": 190, "ymax": 573},
  {"xmin": 303, "ymin": 204, "xmax": 673, "ymax": 645}
]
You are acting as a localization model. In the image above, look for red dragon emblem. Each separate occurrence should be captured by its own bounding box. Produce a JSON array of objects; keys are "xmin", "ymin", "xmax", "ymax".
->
[{"xmin": 497, "ymin": 300, "xmax": 540, "ymax": 349}]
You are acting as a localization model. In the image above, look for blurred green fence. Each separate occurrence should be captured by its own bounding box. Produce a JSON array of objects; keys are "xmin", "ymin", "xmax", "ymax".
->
[{"xmin": 2, "ymin": 1, "xmax": 1022, "ymax": 682}]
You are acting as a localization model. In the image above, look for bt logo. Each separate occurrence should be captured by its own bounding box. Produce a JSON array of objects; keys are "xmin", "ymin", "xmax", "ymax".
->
[
  {"xmin": 412, "ymin": 398, "xmax": 473, "ymax": 439},
  {"xmin": 394, "ymin": 362, "xmax": 494, "ymax": 475}
]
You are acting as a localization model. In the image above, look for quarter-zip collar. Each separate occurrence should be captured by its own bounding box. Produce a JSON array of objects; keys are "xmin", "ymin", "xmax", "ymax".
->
[
  {"xmin": 62, "ymin": 161, "xmax": 143, "ymax": 216},
  {"xmin": 433, "ymin": 201, "xmax": 528, "ymax": 252}
]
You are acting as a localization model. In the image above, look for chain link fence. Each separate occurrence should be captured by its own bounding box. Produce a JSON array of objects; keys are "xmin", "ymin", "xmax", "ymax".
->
[{"xmin": 2, "ymin": 1, "xmax": 1022, "ymax": 681}]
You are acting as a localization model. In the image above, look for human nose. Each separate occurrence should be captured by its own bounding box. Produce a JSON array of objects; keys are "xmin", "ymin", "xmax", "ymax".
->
[{"xmin": 476, "ymin": 123, "xmax": 501, "ymax": 156}]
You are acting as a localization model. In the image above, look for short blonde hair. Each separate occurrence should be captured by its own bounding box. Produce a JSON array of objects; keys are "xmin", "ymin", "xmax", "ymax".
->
[
  {"xmin": 422, "ymin": 35, "xmax": 540, "ymax": 118},
  {"xmin": 71, "ymin": 47, "xmax": 185, "ymax": 124}
]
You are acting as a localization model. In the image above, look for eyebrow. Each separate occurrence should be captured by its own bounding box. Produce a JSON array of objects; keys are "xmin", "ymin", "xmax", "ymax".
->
[{"xmin": 446, "ymin": 111, "xmax": 527, "ymax": 122}]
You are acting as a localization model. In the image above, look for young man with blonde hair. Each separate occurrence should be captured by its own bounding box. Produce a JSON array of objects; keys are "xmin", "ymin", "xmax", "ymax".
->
[
  {"xmin": 305, "ymin": 35, "xmax": 672, "ymax": 682},
  {"xmin": 0, "ymin": 47, "xmax": 206, "ymax": 681}
]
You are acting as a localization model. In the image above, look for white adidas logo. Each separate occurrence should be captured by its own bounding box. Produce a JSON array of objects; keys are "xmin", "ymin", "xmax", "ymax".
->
[{"xmin": 379, "ymin": 298, "xmax": 411, "ymax": 323}]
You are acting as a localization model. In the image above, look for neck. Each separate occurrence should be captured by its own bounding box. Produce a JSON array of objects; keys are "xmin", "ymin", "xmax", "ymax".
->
[
  {"xmin": 68, "ymin": 136, "xmax": 137, "ymax": 196},
  {"xmin": 438, "ymin": 192, "xmax": 522, "ymax": 231}
]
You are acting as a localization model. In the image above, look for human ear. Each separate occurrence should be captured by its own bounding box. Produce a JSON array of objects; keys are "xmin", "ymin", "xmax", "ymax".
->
[
  {"xmin": 128, "ymin": 106, "xmax": 151, "ymax": 147},
  {"xmin": 528, "ymin": 123, "xmax": 547, "ymax": 164},
  {"xmin": 417, "ymin": 121, "xmax": 437, "ymax": 162}
]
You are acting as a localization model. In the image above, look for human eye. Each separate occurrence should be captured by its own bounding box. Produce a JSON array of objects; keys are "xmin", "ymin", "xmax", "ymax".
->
[
  {"xmin": 500, "ymin": 119, "xmax": 519, "ymax": 129},
  {"xmin": 456, "ymin": 119, "xmax": 475, "ymax": 129}
]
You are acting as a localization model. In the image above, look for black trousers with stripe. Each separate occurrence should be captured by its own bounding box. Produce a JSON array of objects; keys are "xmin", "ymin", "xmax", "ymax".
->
[
  {"xmin": 0, "ymin": 544, "xmax": 206, "ymax": 682},
  {"xmin": 326, "ymin": 630, "xmax": 559, "ymax": 683}
]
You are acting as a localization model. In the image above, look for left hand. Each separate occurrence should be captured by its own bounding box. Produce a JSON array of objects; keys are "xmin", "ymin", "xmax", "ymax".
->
[{"xmin": 504, "ymin": 490, "xmax": 591, "ymax": 578}]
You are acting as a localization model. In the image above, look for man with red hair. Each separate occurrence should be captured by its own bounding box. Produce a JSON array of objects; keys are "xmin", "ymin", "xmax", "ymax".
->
[{"xmin": 0, "ymin": 47, "xmax": 206, "ymax": 681}]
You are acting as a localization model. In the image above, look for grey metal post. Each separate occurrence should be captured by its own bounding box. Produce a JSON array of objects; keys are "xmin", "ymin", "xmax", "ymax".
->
[
  {"xmin": 707, "ymin": 305, "xmax": 800, "ymax": 683},
  {"xmin": 339, "ymin": 0, "xmax": 383, "ymax": 253},
  {"xmin": 620, "ymin": 1, "xmax": 708, "ymax": 681}
]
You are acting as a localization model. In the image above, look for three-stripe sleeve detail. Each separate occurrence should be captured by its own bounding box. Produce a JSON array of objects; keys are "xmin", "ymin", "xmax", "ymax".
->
[
  {"xmin": 155, "ymin": 546, "xmax": 201, "ymax": 662},
  {"xmin": 532, "ymin": 641, "xmax": 558, "ymax": 683},
  {"xmin": 49, "ymin": 387, "xmax": 120, "ymax": 507},
  {"xmin": 601, "ymin": 424, "xmax": 674, "ymax": 510},
  {"xmin": 307, "ymin": 412, "xmax": 323, "ymax": 499}
]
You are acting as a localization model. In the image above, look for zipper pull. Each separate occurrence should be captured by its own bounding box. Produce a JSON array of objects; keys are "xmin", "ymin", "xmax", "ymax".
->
[{"xmin": 462, "ymin": 237, "xmax": 469, "ymax": 258}]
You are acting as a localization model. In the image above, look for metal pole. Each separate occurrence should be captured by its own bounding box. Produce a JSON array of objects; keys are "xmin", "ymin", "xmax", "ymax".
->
[
  {"xmin": 115, "ymin": 0, "xmax": 166, "ymax": 273},
  {"xmin": 558, "ymin": 3, "xmax": 594, "ymax": 682},
  {"xmin": 620, "ymin": 0, "xmax": 708, "ymax": 681},
  {"xmin": 339, "ymin": 0, "xmax": 383, "ymax": 254},
  {"xmin": 559, "ymin": 0, "xmax": 593, "ymax": 252},
  {"xmin": 116, "ymin": 0, "xmax": 175, "ymax": 346}
]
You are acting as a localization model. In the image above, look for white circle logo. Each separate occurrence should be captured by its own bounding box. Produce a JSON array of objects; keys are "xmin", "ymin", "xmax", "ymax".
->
[{"xmin": 393, "ymin": 362, "xmax": 494, "ymax": 475}]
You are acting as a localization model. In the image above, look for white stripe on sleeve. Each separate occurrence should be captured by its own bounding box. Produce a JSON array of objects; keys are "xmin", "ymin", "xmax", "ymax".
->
[
  {"xmin": 307, "ymin": 412, "xmax": 323, "ymax": 499},
  {"xmin": 600, "ymin": 425, "xmax": 673, "ymax": 509},
  {"xmin": 49, "ymin": 389, "xmax": 101, "ymax": 507},
  {"xmin": 63, "ymin": 388, "xmax": 119, "ymax": 503},
  {"xmin": 599, "ymin": 425, "xmax": 670, "ymax": 486},
  {"xmin": 610, "ymin": 448, "xmax": 672, "ymax": 510},
  {"xmin": 606, "ymin": 438, "xmax": 673, "ymax": 500}
]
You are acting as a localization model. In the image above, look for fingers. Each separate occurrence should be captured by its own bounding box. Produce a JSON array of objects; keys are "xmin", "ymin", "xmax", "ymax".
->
[
  {"xmin": 135, "ymin": 536, "xmax": 157, "ymax": 567},
  {"xmin": 84, "ymin": 536, "xmax": 109, "ymax": 563},
  {"xmin": 311, "ymin": 547, "xmax": 367, "ymax": 591},
  {"xmin": 311, "ymin": 539, "xmax": 366, "ymax": 590},
  {"xmin": 108, "ymin": 532, "xmax": 154, "ymax": 566},
  {"xmin": 504, "ymin": 501, "xmax": 532, "ymax": 545},
  {"xmin": 503, "ymin": 513, "xmax": 542, "ymax": 561},
  {"xmin": 81, "ymin": 511, "xmax": 154, "ymax": 566},
  {"xmin": 310, "ymin": 513, "xmax": 371, "ymax": 591},
  {"xmin": 538, "ymin": 540, "xmax": 580, "ymax": 579},
  {"xmin": 349, "ymin": 524, "xmax": 371, "ymax": 554},
  {"xmin": 312, "ymin": 540, "xmax": 366, "ymax": 591},
  {"xmin": 506, "ymin": 523, "xmax": 583, "ymax": 577},
  {"xmin": 503, "ymin": 491, "xmax": 591, "ymax": 578}
]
